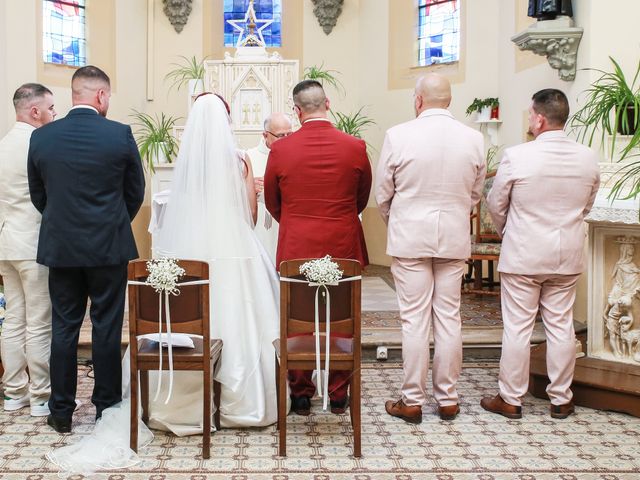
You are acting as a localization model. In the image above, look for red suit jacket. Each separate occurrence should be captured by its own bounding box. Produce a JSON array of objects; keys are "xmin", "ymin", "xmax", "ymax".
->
[{"xmin": 264, "ymin": 119, "xmax": 371, "ymax": 269}]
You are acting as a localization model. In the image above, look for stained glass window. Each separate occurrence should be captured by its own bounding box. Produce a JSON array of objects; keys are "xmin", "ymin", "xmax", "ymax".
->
[
  {"xmin": 224, "ymin": 0, "xmax": 282, "ymax": 48},
  {"xmin": 418, "ymin": 0, "xmax": 460, "ymax": 67},
  {"xmin": 43, "ymin": 0, "xmax": 86, "ymax": 67}
]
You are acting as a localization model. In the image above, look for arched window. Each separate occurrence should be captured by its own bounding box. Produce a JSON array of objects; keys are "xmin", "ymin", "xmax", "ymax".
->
[
  {"xmin": 418, "ymin": 0, "xmax": 460, "ymax": 67},
  {"xmin": 42, "ymin": 0, "xmax": 86, "ymax": 66},
  {"xmin": 224, "ymin": 0, "xmax": 282, "ymax": 48}
]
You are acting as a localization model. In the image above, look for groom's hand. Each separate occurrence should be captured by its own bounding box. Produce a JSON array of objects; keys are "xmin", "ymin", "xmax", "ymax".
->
[{"xmin": 254, "ymin": 176, "xmax": 264, "ymax": 194}]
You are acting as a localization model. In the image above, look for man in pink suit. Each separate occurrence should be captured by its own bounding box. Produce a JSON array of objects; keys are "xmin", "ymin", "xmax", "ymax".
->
[
  {"xmin": 265, "ymin": 79, "xmax": 371, "ymax": 416},
  {"xmin": 481, "ymin": 89, "xmax": 600, "ymax": 419},
  {"xmin": 376, "ymin": 74, "xmax": 486, "ymax": 424}
]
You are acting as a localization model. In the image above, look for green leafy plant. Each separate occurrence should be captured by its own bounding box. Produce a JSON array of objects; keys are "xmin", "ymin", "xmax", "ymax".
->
[
  {"xmin": 164, "ymin": 55, "xmax": 207, "ymax": 93},
  {"xmin": 303, "ymin": 63, "xmax": 344, "ymax": 95},
  {"xmin": 466, "ymin": 97, "xmax": 499, "ymax": 116},
  {"xmin": 570, "ymin": 57, "xmax": 640, "ymax": 172},
  {"xmin": 486, "ymin": 144, "xmax": 503, "ymax": 172},
  {"xmin": 130, "ymin": 110, "xmax": 180, "ymax": 174},
  {"xmin": 331, "ymin": 107, "xmax": 376, "ymax": 139}
]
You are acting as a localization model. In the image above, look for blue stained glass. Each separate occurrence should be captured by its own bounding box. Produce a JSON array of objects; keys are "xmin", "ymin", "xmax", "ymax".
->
[
  {"xmin": 223, "ymin": 0, "xmax": 282, "ymax": 47},
  {"xmin": 42, "ymin": 0, "xmax": 86, "ymax": 67},
  {"xmin": 417, "ymin": 0, "xmax": 459, "ymax": 66}
]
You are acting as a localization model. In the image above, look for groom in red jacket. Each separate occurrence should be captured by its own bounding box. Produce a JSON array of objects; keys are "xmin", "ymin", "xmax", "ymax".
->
[{"xmin": 264, "ymin": 79, "xmax": 371, "ymax": 415}]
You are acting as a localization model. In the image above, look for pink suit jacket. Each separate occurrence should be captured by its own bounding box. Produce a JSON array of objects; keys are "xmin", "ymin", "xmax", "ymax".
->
[
  {"xmin": 487, "ymin": 130, "xmax": 601, "ymax": 275},
  {"xmin": 375, "ymin": 109, "xmax": 486, "ymax": 259}
]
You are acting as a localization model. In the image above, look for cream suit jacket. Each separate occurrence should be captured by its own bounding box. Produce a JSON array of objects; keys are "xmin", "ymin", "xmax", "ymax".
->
[
  {"xmin": 0, "ymin": 122, "xmax": 41, "ymax": 260},
  {"xmin": 376, "ymin": 109, "xmax": 486, "ymax": 259},
  {"xmin": 487, "ymin": 130, "xmax": 601, "ymax": 275}
]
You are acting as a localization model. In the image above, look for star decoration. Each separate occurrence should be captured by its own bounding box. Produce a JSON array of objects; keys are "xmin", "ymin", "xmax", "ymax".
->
[{"xmin": 226, "ymin": 0, "xmax": 274, "ymax": 48}]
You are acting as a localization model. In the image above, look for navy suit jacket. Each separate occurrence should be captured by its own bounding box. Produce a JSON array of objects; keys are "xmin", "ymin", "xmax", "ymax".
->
[{"xmin": 27, "ymin": 107, "xmax": 145, "ymax": 267}]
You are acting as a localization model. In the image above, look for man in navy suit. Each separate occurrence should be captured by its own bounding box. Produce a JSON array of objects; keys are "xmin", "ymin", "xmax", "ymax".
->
[{"xmin": 27, "ymin": 65, "xmax": 145, "ymax": 433}]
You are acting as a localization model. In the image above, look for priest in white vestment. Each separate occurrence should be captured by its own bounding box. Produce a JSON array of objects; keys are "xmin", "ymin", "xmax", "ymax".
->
[{"xmin": 246, "ymin": 112, "xmax": 293, "ymax": 263}]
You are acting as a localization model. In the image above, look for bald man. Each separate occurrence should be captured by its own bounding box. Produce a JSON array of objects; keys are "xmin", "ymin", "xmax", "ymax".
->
[
  {"xmin": 28, "ymin": 65, "xmax": 145, "ymax": 433},
  {"xmin": 0, "ymin": 84, "xmax": 56, "ymax": 417},
  {"xmin": 247, "ymin": 112, "xmax": 292, "ymax": 262},
  {"xmin": 376, "ymin": 74, "xmax": 486, "ymax": 423}
]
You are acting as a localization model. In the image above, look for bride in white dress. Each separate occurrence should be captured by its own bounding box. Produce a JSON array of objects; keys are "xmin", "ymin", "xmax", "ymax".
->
[{"xmin": 150, "ymin": 93, "xmax": 279, "ymax": 431}]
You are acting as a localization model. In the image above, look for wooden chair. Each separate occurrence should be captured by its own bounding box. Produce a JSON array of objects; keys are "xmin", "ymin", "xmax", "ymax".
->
[
  {"xmin": 128, "ymin": 259, "xmax": 223, "ymax": 459},
  {"xmin": 274, "ymin": 258, "xmax": 362, "ymax": 458},
  {"xmin": 465, "ymin": 171, "xmax": 501, "ymax": 295}
]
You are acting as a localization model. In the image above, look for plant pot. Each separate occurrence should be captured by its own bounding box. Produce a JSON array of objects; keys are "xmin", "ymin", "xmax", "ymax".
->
[
  {"xmin": 152, "ymin": 142, "xmax": 169, "ymax": 166},
  {"xmin": 477, "ymin": 106, "xmax": 492, "ymax": 122},
  {"xmin": 490, "ymin": 105, "xmax": 500, "ymax": 120},
  {"xmin": 617, "ymin": 105, "xmax": 638, "ymax": 135},
  {"xmin": 188, "ymin": 79, "xmax": 204, "ymax": 97}
]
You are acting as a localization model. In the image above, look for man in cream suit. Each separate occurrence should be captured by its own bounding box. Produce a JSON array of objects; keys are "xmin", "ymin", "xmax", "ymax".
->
[
  {"xmin": 247, "ymin": 112, "xmax": 292, "ymax": 263},
  {"xmin": 481, "ymin": 89, "xmax": 600, "ymax": 419},
  {"xmin": 376, "ymin": 74, "xmax": 485, "ymax": 423},
  {"xmin": 0, "ymin": 83, "xmax": 56, "ymax": 416}
]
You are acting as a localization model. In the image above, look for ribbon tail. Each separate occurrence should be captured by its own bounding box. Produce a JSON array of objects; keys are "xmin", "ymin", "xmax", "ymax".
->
[
  {"xmin": 314, "ymin": 286, "xmax": 322, "ymax": 400},
  {"xmin": 323, "ymin": 285, "xmax": 330, "ymax": 412},
  {"xmin": 164, "ymin": 291, "xmax": 174, "ymax": 404},
  {"xmin": 153, "ymin": 293, "xmax": 163, "ymax": 402}
]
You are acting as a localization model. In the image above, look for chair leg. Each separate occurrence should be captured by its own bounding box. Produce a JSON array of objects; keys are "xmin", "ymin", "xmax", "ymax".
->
[
  {"xmin": 213, "ymin": 359, "xmax": 221, "ymax": 432},
  {"xmin": 350, "ymin": 368, "xmax": 361, "ymax": 458},
  {"xmin": 274, "ymin": 354, "xmax": 280, "ymax": 431},
  {"xmin": 203, "ymin": 367, "xmax": 211, "ymax": 459},
  {"xmin": 140, "ymin": 370, "xmax": 149, "ymax": 423},
  {"xmin": 278, "ymin": 361, "xmax": 288, "ymax": 457},
  {"xmin": 130, "ymin": 369, "xmax": 139, "ymax": 453},
  {"xmin": 473, "ymin": 260, "xmax": 483, "ymax": 291}
]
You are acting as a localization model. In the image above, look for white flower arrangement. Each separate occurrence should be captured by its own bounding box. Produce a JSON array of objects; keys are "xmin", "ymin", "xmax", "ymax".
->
[
  {"xmin": 146, "ymin": 257, "xmax": 185, "ymax": 295},
  {"xmin": 299, "ymin": 255, "xmax": 343, "ymax": 285}
]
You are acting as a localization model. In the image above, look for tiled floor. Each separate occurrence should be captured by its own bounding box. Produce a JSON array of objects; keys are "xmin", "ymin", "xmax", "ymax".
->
[{"xmin": 1, "ymin": 364, "xmax": 639, "ymax": 480}]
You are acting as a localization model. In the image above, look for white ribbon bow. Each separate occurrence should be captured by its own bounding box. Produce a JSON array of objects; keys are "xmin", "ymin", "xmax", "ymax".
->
[
  {"xmin": 128, "ymin": 279, "xmax": 209, "ymax": 404},
  {"xmin": 280, "ymin": 275, "xmax": 361, "ymax": 411}
]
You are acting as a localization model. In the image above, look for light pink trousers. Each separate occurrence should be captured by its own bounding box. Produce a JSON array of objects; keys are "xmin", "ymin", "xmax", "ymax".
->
[
  {"xmin": 498, "ymin": 273, "xmax": 579, "ymax": 407},
  {"xmin": 391, "ymin": 257, "xmax": 464, "ymax": 407},
  {"xmin": 0, "ymin": 260, "xmax": 52, "ymax": 405}
]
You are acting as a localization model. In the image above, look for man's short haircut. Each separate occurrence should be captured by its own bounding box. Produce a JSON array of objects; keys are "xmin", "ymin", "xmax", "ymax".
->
[
  {"xmin": 292, "ymin": 80, "xmax": 326, "ymax": 112},
  {"xmin": 12, "ymin": 83, "xmax": 53, "ymax": 111},
  {"xmin": 72, "ymin": 65, "xmax": 111, "ymax": 87},
  {"xmin": 531, "ymin": 88, "xmax": 569, "ymax": 126}
]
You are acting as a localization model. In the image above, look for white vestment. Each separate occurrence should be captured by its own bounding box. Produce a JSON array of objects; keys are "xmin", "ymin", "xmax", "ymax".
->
[{"xmin": 246, "ymin": 138, "xmax": 279, "ymax": 263}]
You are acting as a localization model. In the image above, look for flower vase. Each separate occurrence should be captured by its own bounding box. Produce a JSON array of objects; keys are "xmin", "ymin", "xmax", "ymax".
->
[
  {"xmin": 477, "ymin": 106, "xmax": 491, "ymax": 122},
  {"xmin": 490, "ymin": 105, "xmax": 500, "ymax": 120}
]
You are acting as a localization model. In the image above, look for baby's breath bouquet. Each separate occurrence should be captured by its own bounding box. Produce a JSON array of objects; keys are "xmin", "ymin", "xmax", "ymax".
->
[
  {"xmin": 146, "ymin": 258, "xmax": 185, "ymax": 295},
  {"xmin": 299, "ymin": 255, "xmax": 343, "ymax": 285}
]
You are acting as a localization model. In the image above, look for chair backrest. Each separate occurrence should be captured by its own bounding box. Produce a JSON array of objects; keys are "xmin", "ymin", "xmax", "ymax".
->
[
  {"xmin": 474, "ymin": 170, "xmax": 501, "ymax": 243},
  {"xmin": 279, "ymin": 258, "xmax": 361, "ymax": 340},
  {"xmin": 128, "ymin": 259, "xmax": 210, "ymax": 340}
]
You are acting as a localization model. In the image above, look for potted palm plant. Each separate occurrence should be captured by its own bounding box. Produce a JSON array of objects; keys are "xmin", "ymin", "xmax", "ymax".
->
[
  {"xmin": 331, "ymin": 107, "xmax": 376, "ymax": 152},
  {"xmin": 164, "ymin": 55, "xmax": 207, "ymax": 95},
  {"xmin": 571, "ymin": 56, "xmax": 640, "ymax": 163},
  {"xmin": 303, "ymin": 63, "xmax": 345, "ymax": 96},
  {"xmin": 466, "ymin": 98, "xmax": 500, "ymax": 121},
  {"xmin": 131, "ymin": 110, "xmax": 180, "ymax": 174}
]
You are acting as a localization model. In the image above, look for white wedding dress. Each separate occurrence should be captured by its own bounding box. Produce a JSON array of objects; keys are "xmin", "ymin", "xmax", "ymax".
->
[{"xmin": 47, "ymin": 95, "xmax": 279, "ymax": 476}]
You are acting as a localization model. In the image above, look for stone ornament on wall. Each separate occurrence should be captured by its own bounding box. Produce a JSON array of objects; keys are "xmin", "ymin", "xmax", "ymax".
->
[
  {"xmin": 311, "ymin": 0, "xmax": 344, "ymax": 35},
  {"xmin": 163, "ymin": 0, "xmax": 193, "ymax": 33},
  {"xmin": 603, "ymin": 236, "xmax": 640, "ymax": 363}
]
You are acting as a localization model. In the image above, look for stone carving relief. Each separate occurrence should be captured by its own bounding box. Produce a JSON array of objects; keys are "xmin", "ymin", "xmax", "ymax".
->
[
  {"xmin": 603, "ymin": 236, "xmax": 640, "ymax": 363},
  {"xmin": 311, "ymin": 0, "xmax": 344, "ymax": 35},
  {"xmin": 163, "ymin": 0, "xmax": 193, "ymax": 34}
]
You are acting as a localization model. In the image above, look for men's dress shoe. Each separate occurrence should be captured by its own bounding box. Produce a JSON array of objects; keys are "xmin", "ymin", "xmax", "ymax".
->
[
  {"xmin": 550, "ymin": 402, "xmax": 575, "ymax": 419},
  {"xmin": 385, "ymin": 398, "xmax": 422, "ymax": 424},
  {"xmin": 480, "ymin": 394, "xmax": 522, "ymax": 419},
  {"xmin": 47, "ymin": 414, "xmax": 72, "ymax": 433},
  {"xmin": 290, "ymin": 396, "xmax": 311, "ymax": 416},
  {"xmin": 438, "ymin": 404, "xmax": 460, "ymax": 420},
  {"xmin": 330, "ymin": 396, "xmax": 349, "ymax": 414}
]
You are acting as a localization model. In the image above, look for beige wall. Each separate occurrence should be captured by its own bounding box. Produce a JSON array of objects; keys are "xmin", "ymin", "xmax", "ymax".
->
[{"xmin": 3, "ymin": 0, "xmax": 640, "ymax": 322}]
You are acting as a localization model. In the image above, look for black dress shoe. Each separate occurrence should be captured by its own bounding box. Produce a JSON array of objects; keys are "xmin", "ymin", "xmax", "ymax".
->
[
  {"xmin": 330, "ymin": 396, "xmax": 349, "ymax": 414},
  {"xmin": 290, "ymin": 396, "xmax": 311, "ymax": 415},
  {"xmin": 47, "ymin": 414, "xmax": 72, "ymax": 433}
]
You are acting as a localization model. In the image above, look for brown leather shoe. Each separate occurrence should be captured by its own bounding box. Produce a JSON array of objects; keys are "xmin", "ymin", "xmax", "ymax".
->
[
  {"xmin": 385, "ymin": 398, "xmax": 422, "ymax": 424},
  {"xmin": 480, "ymin": 394, "xmax": 522, "ymax": 419},
  {"xmin": 550, "ymin": 402, "xmax": 575, "ymax": 419},
  {"xmin": 438, "ymin": 404, "xmax": 460, "ymax": 420}
]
